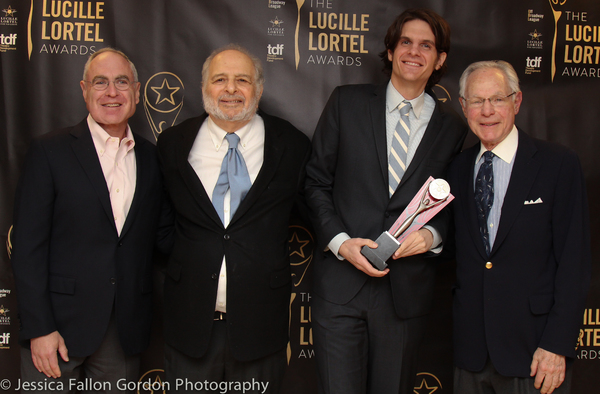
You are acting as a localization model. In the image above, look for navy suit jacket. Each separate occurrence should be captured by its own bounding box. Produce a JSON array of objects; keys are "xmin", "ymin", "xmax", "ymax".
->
[
  {"xmin": 157, "ymin": 110, "xmax": 311, "ymax": 362},
  {"xmin": 305, "ymin": 83, "xmax": 468, "ymax": 319},
  {"xmin": 12, "ymin": 119, "xmax": 169, "ymax": 357},
  {"xmin": 448, "ymin": 129, "xmax": 591, "ymax": 377}
]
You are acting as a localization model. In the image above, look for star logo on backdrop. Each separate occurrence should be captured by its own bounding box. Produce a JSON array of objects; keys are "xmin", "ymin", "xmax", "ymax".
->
[
  {"xmin": 151, "ymin": 79, "xmax": 180, "ymax": 106},
  {"xmin": 0, "ymin": 306, "xmax": 8, "ymax": 317},
  {"xmin": 414, "ymin": 378, "xmax": 438, "ymax": 394},
  {"xmin": 413, "ymin": 372, "xmax": 442, "ymax": 394},
  {"xmin": 529, "ymin": 29, "xmax": 542, "ymax": 40},
  {"xmin": 2, "ymin": 6, "xmax": 16, "ymax": 17},
  {"xmin": 270, "ymin": 16, "xmax": 284, "ymax": 27},
  {"xmin": 289, "ymin": 231, "xmax": 310, "ymax": 258}
]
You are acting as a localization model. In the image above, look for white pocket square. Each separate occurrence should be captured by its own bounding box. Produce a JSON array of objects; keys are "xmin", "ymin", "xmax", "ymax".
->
[{"xmin": 524, "ymin": 198, "xmax": 543, "ymax": 205}]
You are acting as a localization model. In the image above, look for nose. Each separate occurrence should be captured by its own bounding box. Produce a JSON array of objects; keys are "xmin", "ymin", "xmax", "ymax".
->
[
  {"xmin": 480, "ymin": 99, "xmax": 495, "ymax": 116},
  {"xmin": 225, "ymin": 79, "xmax": 238, "ymax": 94},
  {"xmin": 104, "ymin": 80, "xmax": 119, "ymax": 96}
]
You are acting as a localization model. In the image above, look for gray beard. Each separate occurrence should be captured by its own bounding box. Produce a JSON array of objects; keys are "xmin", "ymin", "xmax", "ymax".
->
[{"xmin": 202, "ymin": 91, "xmax": 259, "ymax": 123}]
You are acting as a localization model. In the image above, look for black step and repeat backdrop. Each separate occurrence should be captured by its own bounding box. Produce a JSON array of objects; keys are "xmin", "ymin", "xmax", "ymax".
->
[{"xmin": 1, "ymin": 0, "xmax": 599, "ymax": 393}]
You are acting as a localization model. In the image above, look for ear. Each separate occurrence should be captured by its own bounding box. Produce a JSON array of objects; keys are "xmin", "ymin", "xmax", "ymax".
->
[
  {"xmin": 387, "ymin": 49, "xmax": 393, "ymax": 62},
  {"xmin": 513, "ymin": 91, "xmax": 523, "ymax": 115},
  {"xmin": 435, "ymin": 52, "xmax": 447, "ymax": 70},
  {"xmin": 80, "ymin": 80, "xmax": 87, "ymax": 99},
  {"xmin": 133, "ymin": 81, "xmax": 141, "ymax": 105},
  {"xmin": 459, "ymin": 97, "xmax": 468, "ymax": 117}
]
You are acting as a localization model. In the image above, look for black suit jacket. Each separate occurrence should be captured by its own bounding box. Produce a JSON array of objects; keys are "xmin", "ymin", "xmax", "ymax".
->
[
  {"xmin": 12, "ymin": 119, "xmax": 168, "ymax": 357},
  {"xmin": 157, "ymin": 110, "xmax": 311, "ymax": 362},
  {"xmin": 305, "ymin": 83, "xmax": 468, "ymax": 318},
  {"xmin": 448, "ymin": 129, "xmax": 591, "ymax": 377}
]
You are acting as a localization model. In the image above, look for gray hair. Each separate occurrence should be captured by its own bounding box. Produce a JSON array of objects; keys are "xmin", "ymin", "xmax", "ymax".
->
[
  {"xmin": 201, "ymin": 44, "xmax": 264, "ymax": 88},
  {"xmin": 459, "ymin": 60, "xmax": 520, "ymax": 98},
  {"xmin": 82, "ymin": 47, "xmax": 138, "ymax": 82}
]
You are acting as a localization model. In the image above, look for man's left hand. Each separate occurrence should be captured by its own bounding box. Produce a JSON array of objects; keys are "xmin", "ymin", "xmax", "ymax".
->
[
  {"xmin": 530, "ymin": 347, "xmax": 566, "ymax": 394},
  {"xmin": 392, "ymin": 228, "xmax": 433, "ymax": 259}
]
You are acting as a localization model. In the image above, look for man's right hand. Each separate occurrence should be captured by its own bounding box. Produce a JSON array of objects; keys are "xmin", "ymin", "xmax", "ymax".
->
[
  {"xmin": 30, "ymin": 331, "xmax": 69, "ymax": 378},
  {"xmin": 339, "ymin": 238, "xmax": 389, "ymax": 277}
]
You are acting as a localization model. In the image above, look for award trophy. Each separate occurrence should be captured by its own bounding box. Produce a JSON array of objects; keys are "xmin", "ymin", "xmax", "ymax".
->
[{"xmin": 361, "ymin": 177, "xmax": 453, "ymax": 271}]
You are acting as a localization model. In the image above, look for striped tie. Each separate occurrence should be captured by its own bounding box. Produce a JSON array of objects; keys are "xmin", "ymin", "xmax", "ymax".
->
[{"xmin": 389, "ymin": 101, "xmax": 411, "ymax": 197}]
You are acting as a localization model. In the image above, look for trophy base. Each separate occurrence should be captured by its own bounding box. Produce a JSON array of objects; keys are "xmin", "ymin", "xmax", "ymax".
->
[{"xmin": 361, "ymin": 231, "xmax": 400, "ymax": 271}]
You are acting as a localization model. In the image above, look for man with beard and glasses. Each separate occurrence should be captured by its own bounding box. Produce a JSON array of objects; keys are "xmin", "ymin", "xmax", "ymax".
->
[{"xmin": 157, "ymin": 44, "xmax": 310, "ymax": 393}]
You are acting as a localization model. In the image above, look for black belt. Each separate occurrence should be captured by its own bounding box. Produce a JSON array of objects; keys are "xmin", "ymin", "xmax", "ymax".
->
[{"xmin": 214, "ymin": 311, "xmax": 226, "ymax": 321}]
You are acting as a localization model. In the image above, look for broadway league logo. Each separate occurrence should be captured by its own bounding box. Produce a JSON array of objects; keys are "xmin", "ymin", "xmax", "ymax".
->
[
  {"xmin": 414, "ymin": 372, "xmax": 443, "ymax": 393},
  {"xmin": 143, "ymin": 72, "xmax": 185, "ymax": 141}
]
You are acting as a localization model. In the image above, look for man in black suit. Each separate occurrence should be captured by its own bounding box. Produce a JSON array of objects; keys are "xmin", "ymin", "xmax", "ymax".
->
[
  {"xmin": 449, "ymin": 60, "xmax": 591, "ymax": 394},
  {"xmin": 157, "ymin": 44, "xmax": 310, "ymax": 393},
  {"xmin": 12, "ymin": 48, "xmax": 170, "ymax": 392},
  {"xmin": 305, "ymin": 9, "xmax": 468, "ymax": 394}
]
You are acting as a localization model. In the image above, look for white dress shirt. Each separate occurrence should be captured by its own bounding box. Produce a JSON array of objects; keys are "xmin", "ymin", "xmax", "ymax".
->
[
  {"xmin": 88, "ymin": 114, "xmax": 136, "ymax": 236},
  {"xmin": 473, "ymin": 125, "xmax": 518, "ymax": 247},
  {"xmin": 188, "ymin": 115, "xmax": 265, "ymax": 312}
]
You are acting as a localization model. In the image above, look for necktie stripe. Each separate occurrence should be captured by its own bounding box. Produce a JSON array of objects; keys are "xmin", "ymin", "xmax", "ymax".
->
[{"xmin": 388, "ymin": 100, "xmax": 411, "ymax": 197}]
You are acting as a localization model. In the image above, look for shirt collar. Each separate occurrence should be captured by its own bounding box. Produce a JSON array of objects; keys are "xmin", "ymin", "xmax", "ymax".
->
[
  {"xmin": 386, "ymin": 81, "xmax": 426, "ymax": 119},
  {"xmin": 207, "ymin": 114, "xmax": 260, "ymax": 152},
  {"xmin": 87, "ymin": 114, "xmax": 135, "ymax": 157},
  {"xmin": 476, "ymin": 125, "xmax": 518, "ymax": 164}
]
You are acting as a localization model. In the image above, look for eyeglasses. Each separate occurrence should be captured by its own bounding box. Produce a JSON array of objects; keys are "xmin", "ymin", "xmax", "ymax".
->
[
  {"xmin": 84, "ymin": 78, "xmax": 135, "ymax": 91},
  {"xmin": 462, "ymin": 92, "xmax": 516, "ymax": 108}
]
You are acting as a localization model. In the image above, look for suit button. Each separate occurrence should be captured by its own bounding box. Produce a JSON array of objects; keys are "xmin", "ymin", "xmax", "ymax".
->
[
  {"xmin": 224, "ymin": 234, "xmax": 230, "ymax": 240},
  {"xmin": 211, "ymin": 273, "xmax": 218, "ymax": 280},
  {"xmin": 118, "ymin": 242, "xmax": 123, "ymax": 247},
  {"xmin": 384, "ymin": 212, "xmax": 391, "ymax": 218},
  {"xmin": 485, "ymin": 262, "xmax": 493, "ymax": 269},
  {"xmin": 110, "ymin": 278, "xmax": 116, "ymax": 284}
]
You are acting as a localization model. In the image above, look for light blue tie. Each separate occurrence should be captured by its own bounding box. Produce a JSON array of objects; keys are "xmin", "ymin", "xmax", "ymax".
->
[
  {"xmin": 212, "ymin": 133, "xmax": 252, "ymax": 224},
  {"xmin": 389, "ymin": 101, "xmax": 411, "ymax": 197}
]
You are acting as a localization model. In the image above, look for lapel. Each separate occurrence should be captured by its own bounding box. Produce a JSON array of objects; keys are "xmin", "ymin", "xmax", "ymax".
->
[
  {"xmin": 174, "ymin": 114, "xmax": 224, "ymax": 227},
  {"xmin": 459, "ymin": 143, "xmax": 489, "ymax": 258},
  {"xmin": 229, "ymin": 110, "xmax": 286, "ymax": 226},
  {"xmin": 368, "ymin": 84, "xmax": 390, "ymax": 189},
  {"xmin": 398, "ymin": 89, "xmax": 443, "ymax": 189},
  {"xmin": 491, "ymin": 129, "xmax": 539, "ymax": 255},
  {"xmin": 70, "ymin": 120, "xmax": 118, "ymax": 234},
  {"xmin": 119, "ymin": 134, "xmax": 149, "ymax": 238}
]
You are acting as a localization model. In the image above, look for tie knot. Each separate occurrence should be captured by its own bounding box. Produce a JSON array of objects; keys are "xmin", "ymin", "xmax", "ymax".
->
[
  {"xmin": 225, "ymin": 133, "xmax": 240, "ymax": 149},
  {"xmin": 398, "ymin": 101, "xmax": 411, "ymax": 116},
  {"xmin": 483, "ymin": 151, "xmax": 494, "ymax": 162}
]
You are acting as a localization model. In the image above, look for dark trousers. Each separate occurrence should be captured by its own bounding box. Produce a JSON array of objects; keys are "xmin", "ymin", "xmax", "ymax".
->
[
  {"xmin": 164, "ymin": 320, "xmax": 287, "ymax": 394},
  {"xmin": 19, "ymin": 313, "xmax": 140, "ymax": 393},
  {"xmin": 312, "ymin": 276, "xmax": 427, "ymax": 394},
  {"xmin": 454, "ymin": 358, "xmax": 573, "ymax": 394}
]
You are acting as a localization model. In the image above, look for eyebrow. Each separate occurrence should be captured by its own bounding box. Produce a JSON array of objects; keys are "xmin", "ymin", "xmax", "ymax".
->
[
  {"xmin": 91, "ymin": 74, "xmax": 131, "ymax": 81},
  {"xmin": 400, "ymin": 36, "xmax": 436, "ymax": 46},
  {"xmin": 211, "ymin": 73, "xmax": 253, "ymax": 80}
]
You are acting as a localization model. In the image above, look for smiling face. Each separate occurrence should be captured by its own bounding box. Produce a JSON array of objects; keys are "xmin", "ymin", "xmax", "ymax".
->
[
  {"xmin": 460, "ymin": 67, "xmax": 522, "ymax": 150},
  {"xmin": 202, "ymin": 49, "xmax": 263, "ymax": 133},
  {"xmin": 80, "ymin": 51, "xmax": 140, "ymax": 138},
  {"xmin": 387, "ymin": 19, "xmax": 447, "ymax": 98}
]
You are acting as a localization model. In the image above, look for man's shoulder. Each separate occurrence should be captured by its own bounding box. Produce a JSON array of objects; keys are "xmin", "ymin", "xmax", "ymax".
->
[
  {"xmin": 335, "ymin": 83, "xmax": 383, "ymax": 97},
  {"xmin": 260, "ymin": 111, "xmax": 310, "ymax": 147},
  {"xmin": 158, "ymin": 114, "xmax": 206, "ymax": 144},
  {"xmin": 31, "ymin": 119, "xmax": 88, "ymax": 147},
  {"xmin": 520, "ymin": 129, "xmax": 580, "ymax": 165}
]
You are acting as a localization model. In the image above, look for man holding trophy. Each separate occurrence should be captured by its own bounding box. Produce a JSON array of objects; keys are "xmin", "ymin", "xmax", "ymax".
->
[{"xmin": 305, "ymin": 8, "xmax": 468, "ymax": 394}]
